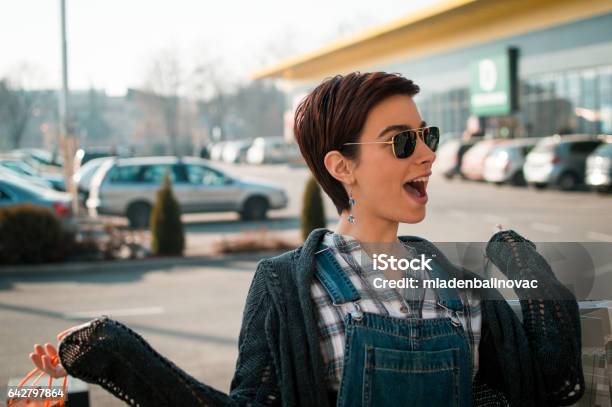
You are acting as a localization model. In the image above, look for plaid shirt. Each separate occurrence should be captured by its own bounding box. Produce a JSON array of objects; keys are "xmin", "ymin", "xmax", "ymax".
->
[{"xmin": 311, "ymin": 231, "xmax": 482, "ymax": 392}]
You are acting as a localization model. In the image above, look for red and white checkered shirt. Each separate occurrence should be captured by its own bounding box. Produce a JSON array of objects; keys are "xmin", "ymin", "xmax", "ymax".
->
[{"xmin": 311, "ymin": 231, "xmax": 482, "ymax": 392}]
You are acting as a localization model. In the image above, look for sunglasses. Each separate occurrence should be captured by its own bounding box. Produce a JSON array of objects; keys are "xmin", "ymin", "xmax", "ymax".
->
[{"xmin": 342, "ymin": 126, "xmax": 440, "ymax": 159}]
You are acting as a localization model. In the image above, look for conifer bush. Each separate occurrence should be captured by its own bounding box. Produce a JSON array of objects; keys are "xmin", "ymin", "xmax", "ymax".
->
[
  {"xmin": 150, "ymin": 174, "xmax": 185, "ymax": 256},
  {"xmin": 300, "ymin": 175, "xmax": 326, "ymax": 241}
]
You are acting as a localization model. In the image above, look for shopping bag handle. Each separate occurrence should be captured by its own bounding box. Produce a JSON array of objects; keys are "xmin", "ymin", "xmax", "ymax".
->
[{"xmin": 7, "ymin": 354, "xmax": 68, "ymax": 407}]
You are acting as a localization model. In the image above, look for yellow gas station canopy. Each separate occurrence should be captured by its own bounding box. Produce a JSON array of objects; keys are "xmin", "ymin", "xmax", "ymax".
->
[{"xmin": 252, "ymin": 0, "xmax": 612, "ymax": 82}]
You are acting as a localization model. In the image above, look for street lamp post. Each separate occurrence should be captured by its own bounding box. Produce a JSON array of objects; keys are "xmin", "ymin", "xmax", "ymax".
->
[{"xmin": 59, "ymin": 0, "xmax": 79, "ymax": 215}]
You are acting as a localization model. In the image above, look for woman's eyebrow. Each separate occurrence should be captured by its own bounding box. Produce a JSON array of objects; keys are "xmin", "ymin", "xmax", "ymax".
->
[{"xmin": 377, "ymin": 120, "xmax": 428, "ymax": 139}]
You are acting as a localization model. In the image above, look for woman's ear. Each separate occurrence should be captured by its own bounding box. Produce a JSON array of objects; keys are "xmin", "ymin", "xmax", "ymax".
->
[{"xmin": 324, "ymin": 150, "xmax": 355, "ymax": 185}]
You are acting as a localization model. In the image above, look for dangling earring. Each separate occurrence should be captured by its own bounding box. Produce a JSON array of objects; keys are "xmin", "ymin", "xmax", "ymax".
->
[{"xmin": 348, "ymin": 188, "xmax": 356, "ymax": 224}]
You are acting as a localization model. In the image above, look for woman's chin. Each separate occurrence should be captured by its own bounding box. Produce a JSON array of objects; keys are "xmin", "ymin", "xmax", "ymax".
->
[{"xmin": 398, "ymin": 208, "xmax": 426, "ymax": 224}]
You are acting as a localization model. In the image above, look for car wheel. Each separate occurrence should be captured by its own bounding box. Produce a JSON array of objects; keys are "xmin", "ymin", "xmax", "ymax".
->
[
  {"xmin": 529, "ymin": 182, "xmax": 546, "ymax": 190},
  {"xmin": 240, "ymin": 196, "xmax": 269, "ymax": 221},
  {"xmin": 510, "ymin": 171, "xmax": 526, "ymax": 186},
  {"xmin": 557, "ymin": 172, "xmax": 579, "ymax": 191},
  {"xmin": 595, "ymin": 185, "xmax": 612, "ymax": 194},
  {"xmin": 127, "ymin": 202, "xmax": 152, "ymax": 229}
]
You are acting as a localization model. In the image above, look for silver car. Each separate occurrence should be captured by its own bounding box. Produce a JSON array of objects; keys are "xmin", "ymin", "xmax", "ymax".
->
[
  {"xmin": 523, "ymin": 134, "xmax": 603, "ymax": 190},
  {"xmin": 585, "ymin": 140, "xmax": 612, "ymax": 193},
  {"xmin": 73, "ymin": 157, "xmax": 114, "ymax": 204},
  {"xmin": 87, "ymin": 156, "xmax": 289, "ymax": 228},
  {"xmin": 246, "ymin": 137, "xmax": 293, "ymax": 164},
  {"xmin": 483, "ymin": 138, "xmax": 539, "ymax": 185},
  {"xmin": 0, "ymin": 172, "xmax": 72, "ymax": 218},
  {"xmin": 0, "ymin": 158, "xmax": 65, "ymax": 191}
]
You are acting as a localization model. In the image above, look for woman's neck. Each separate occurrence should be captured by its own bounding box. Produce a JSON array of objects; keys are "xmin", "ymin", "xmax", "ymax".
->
[{"xmin": 334, "ymin": 210, "xmax": 400, "ymax": 244}]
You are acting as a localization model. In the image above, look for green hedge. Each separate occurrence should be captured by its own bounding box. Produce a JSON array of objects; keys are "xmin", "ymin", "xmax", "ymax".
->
[{"xmin": 0, "ymin": 204, "xmax": 73, "ymax": 264}]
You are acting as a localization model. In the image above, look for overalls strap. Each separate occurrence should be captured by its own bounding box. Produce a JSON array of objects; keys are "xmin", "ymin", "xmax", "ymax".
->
[
  {"xmin": 428, "ymin": 259, "xmax": 464, "ymax": 312},
  {"xmin": 314, "ymin": 243, "xmax": 361, "ymax": 305}
]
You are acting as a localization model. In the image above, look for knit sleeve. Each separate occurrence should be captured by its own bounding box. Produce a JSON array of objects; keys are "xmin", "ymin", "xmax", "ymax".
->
[
  {"xmin": 57, "ymin": 259, "xmax": 281, "ymax": 407},
  {"xmin": 485, "ymin": 230, "xmax": 585, "ymax": 406}
]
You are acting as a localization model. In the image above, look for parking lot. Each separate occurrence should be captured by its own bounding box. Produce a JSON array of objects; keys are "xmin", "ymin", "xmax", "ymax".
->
[
  {"xmin": 204, "ymin": 161, "xmax": 612, "ymax": 243},
  {"xmin": 1, "ymin": 161, "xmax": 611, "ymax": 406}
]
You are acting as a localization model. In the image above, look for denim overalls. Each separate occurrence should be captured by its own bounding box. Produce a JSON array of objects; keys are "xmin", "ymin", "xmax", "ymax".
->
[{"xmin": 315, "ymin": 242, "xmax": 473, "ymax": 407}]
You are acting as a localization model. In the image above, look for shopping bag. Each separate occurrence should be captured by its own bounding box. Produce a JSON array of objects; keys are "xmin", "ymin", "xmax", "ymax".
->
[{"xmin": 6, "ymin": 353, "xmax": 68, "ymax": 407}]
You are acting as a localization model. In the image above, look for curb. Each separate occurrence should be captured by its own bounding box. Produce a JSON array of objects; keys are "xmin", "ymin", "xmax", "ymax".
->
[{"xmin": 0, "ymin": 249, "xmax": 291, "ymax": 277}]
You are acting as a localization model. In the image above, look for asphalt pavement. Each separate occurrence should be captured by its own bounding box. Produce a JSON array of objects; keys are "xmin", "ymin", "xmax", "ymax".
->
[{"xmin": 1, "ymin": 162, "xmax": 610, "ymax": 406}]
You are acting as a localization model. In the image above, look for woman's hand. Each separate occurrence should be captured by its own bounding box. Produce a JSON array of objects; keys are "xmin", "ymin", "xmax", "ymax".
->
[{"xmin": 29, "ymin": 320, "xmax": 96, "ymax": 378}]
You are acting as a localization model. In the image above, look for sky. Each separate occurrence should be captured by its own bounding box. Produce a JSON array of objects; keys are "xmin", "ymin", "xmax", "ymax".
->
[{"xmin": 1, "ymin": 0, "xmax": 442, "ymax": 95}]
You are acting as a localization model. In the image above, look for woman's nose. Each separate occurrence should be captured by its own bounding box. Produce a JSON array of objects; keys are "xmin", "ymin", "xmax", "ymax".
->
[{"xmin": 413, "ymin": 136, "xmax": 436, "ymax": 165}]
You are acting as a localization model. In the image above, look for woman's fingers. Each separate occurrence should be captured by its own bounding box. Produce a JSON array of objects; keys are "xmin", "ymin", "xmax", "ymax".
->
[
  {"xmin": 42, "ymin": 355, "xmax": 66, "ymax": 378},
  {"xmin": 44, "ymin": 343, "xmax": 58, "ymax": 360},
  {"xmin": 29, "ymin": 352, "xmax": 43, "ymax": 370},
  {"xmin": 41, "ymin": 355, "xmax": 53, "ymax": 372},
  {"xmin": 29, "ymin": 343, "xmax": 68, "ymax": 378},
  {"xmin": 33, "ymin": 344, "xmax": 45, "ymax": 359}
]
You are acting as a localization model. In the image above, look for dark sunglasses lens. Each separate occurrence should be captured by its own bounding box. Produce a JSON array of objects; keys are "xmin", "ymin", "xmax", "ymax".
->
[
  {"xmin": 394, "ymin": 131, "xmax": 416, "ymax": 158},
  {"xmin": 424, "ymin": 127, "xmax": 440, "ymax": 151}
]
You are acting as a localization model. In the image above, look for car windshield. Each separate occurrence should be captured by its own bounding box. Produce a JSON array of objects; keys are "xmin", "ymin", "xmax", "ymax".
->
[
  {"xmin": 76, "ymin": 158, "xmax": 109, "ymax": 183},
  {"xmin": 1, "ymin": 161, "xmax": 36, "ymax": 176},
  {"xmin": 0, "ymin": 174, "xmax": 54, "ymax": 197}
]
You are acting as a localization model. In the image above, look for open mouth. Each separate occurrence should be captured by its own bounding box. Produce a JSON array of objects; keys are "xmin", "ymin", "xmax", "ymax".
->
[{"xmin": 403, "ymin": 176, "xmax": 429, "ymax": 199}]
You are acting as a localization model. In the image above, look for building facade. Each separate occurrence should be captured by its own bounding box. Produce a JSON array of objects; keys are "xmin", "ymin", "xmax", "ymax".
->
[{"xmin": 254, "ymin": 0, "xmax": 612, "ymax": 140}]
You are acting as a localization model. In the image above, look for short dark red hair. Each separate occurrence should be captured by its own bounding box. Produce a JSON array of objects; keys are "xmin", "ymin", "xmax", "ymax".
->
[{"xmin": 293, "ymin": 71, "xmax": 420, "ymax": 215}]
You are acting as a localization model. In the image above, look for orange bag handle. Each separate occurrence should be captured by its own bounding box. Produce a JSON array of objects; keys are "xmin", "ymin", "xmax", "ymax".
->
[{"xmin": 7, "ymin": 354, "xmax": 68, "ymax": 407}]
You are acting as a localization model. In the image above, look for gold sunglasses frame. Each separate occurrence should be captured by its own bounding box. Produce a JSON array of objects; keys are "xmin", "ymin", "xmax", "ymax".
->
[{"xmin": 342, "ymin": 126, "xmax": 439, "ymax": 159}]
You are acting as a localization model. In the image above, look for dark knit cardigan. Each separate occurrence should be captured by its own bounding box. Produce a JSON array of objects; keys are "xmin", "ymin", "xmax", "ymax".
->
[{"xmin": 58, "ymin": 228, "xmax": 585, "ymax": 406}]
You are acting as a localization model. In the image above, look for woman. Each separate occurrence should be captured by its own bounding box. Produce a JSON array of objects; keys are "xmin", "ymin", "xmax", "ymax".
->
[{"xmin": 28, "ymin": 72, "xmax": 584, "ymax": 406}]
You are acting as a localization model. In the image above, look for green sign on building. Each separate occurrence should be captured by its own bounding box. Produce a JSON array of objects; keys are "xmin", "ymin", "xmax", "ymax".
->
[{"xmin": 470, "ymin": 48, "xmax": 518, "ymax": 116}]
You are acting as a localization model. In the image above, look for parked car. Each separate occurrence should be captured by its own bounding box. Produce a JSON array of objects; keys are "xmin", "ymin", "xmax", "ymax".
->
[
  {"xmin": 87, "ymin": 156, "xmax": 289, "ymax": 228},
  {"xmin": 0, "ymin": 173, "xmax": 72, "ymax": 218},
  {"xmin": 523, "ymin": 134, "xmax": 603, "ymax": 190},
  {"xmin": 460, "ymin": 138, "xmax": 510, "ymax": 181},
  {"xmin": 11, "ymin": 148, "xmax": 64, "ymax": 168},
  {"xmin": 585, "ymin": 139, "xmax": 612, "ymax": 193},
  {"xmin": 483, "ymin": 138, "xmax": 540, "ymax": 185},
  {"xmin": 73, "ymin": 156, "xmax": 114, "ymax": 204},
  {"xmin": 0, "ymin": 166, "xmax": 55, "ymax": 190},
  {"xmin": 246, "ymin": 137, "xmax": 292, "ymax": 164},
  {"xmin": 73, "ymin": 146, "xmax": 131, "ymax": 172},
  {"xmin": 222, "ymin": 140, "xmax": 252, "ymax": 163},
  {"xmin": 433, "ymin": 138, "xmax": 481, "ymax": 179},
  {"xmin": 0, "ymin": 158, "xmax": 65, "ymax": 191},
  {"xmin": 209, "ymin": 141, "xmax": 228, "ymax": 161}
]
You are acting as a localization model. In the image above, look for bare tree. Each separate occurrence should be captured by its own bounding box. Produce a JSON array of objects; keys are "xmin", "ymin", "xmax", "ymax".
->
[
  {"xmin": 142, "ymin": 48, "xmax": 184, "ymax": 155},
  {"xmin": 190, "ymin": 55, "xmax": 233, "ymax": 141},
  {"xmin": 0, "ymin": 63, "xmax": 48, "ymax": 149},
  {"xmin": 0, "ymin": 79, "xmax": 37, "ymax": 149}
]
